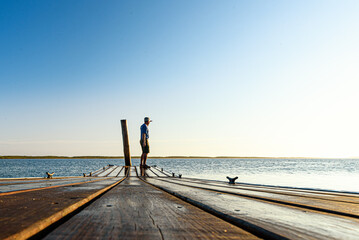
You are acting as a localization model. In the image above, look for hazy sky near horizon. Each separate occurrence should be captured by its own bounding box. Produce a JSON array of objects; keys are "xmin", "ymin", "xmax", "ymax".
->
[{"xmin": 1, "ymin": 0, "xmax": 359, "ymax": 157}]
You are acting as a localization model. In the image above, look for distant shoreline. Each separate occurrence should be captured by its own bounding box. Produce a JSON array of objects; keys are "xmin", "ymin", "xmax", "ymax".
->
[
  {"xmin": 0, "ymin": 156, "xmax": 272, "ymax": 159},
  {"xmin": 1, "ymin": 156, "xmax": 357, "ymax": 159}
]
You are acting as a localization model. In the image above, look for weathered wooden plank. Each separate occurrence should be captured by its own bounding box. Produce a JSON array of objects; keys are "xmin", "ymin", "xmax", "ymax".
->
[
  {"xmin": 0, "ymin": 177, "xmax": 110, "ymax": 194},
  {"xmin": 116, "ymin": 166, "xmax": 125, "ymax": 177},
  {"xmin": 145, "ymin": 168, "xmax": 160, "ymax": 177},
  {"xmin": 152, "ymin": 167, "xmax": 171, "ymax": 177},
  {"xmin": 104, "ymin": 166, "xmax": 119, "ymax": 177},
  {"xmin": 0, "ymin": 176, "xmax": 83, "ymax": 185},
  {"xmin": 0, "ymin": 177, "xmax": 44, "ymax": 182},
  {"xmin": 0, "ymin": 177, "xmax": 112, "ymax": 196},
  {"xmin": 0, "ymin": 177, "xmax": 83, "ymax": 186},
  {"xmin": 92, "ymin": 165, "xmax": 112, "ymax": 177},
  {"xmin": 43, "ymin": 167, "xmax": 258, "ymax": 240},
  {"xmin": 180, "ymin": 177, "xmax": 359, "ymax": 203},
  {"xmin": 144, "ymin": 177, "xmax": 359, "ymax": 240},
  {"xmin": 157, "ymin": 178, "xmax": 359, "ymax": 217},
  {"xmin": 107, "ymin": 166, "xmax": 122, "ymax": 177},
  {"xmin": 0, "ymin": 177, "xmax": 126, "ymax": 240},
  {"xmin": 97, "ymin": 166, "xmax": 117, "ymax": 177},
  {"xmin": 88, "ymin": 167, "xmax": 103, "ymax": 176}
]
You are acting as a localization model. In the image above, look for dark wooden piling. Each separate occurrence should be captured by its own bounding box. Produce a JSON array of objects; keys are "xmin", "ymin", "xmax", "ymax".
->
[{"xmin": 120, "ymin": 119, "xmax": 132, "ymax": 166}]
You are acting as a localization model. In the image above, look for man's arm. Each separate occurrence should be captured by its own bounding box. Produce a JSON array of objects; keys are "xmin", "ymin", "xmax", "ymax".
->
[{"xmin": 142, "ymin": 133, "xmax": 146, "ymax": 146}]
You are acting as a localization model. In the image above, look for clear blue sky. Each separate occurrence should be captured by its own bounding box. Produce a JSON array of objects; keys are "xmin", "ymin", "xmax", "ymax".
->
[{"xmin": 1, "ymin": 0, "xmax": 359, "ymax": 157}]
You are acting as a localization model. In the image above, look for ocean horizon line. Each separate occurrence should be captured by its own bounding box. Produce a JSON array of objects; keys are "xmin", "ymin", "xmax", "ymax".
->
[{"xmin": 1, "ymin": 155, "xmax": 358, "ymax": 159}]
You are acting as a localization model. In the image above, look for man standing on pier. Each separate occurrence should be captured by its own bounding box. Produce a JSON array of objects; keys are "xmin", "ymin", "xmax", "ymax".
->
[{"xmin": 140, "ymin": 117, "xmax": 151, "ymax": 168}]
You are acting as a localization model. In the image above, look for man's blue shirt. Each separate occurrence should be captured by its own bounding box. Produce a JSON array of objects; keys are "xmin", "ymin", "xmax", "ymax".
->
[{"xmin": 140, "ymin": 123, "xmax": 149, "ymax": 140}]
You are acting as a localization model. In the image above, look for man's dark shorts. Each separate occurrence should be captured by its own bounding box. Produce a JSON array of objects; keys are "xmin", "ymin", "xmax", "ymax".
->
[{"xmin": 140, "ymin": 139, "xmax": 150, "ymax": 153}]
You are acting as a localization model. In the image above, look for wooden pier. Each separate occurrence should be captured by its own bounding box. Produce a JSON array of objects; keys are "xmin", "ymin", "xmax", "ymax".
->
[{"xmin": 1, "ymin": 165, "xmax": 359, "ymax": 239}]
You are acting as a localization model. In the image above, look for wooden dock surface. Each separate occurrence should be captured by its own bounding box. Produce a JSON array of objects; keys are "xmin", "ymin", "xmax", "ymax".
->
[
  {"xmin": 42, "ymin": 167, "xmax": 256, "ymax": 240},
  {"xmin": 1, "ymin": 165, "xmax": 359, "ymax": 239}
]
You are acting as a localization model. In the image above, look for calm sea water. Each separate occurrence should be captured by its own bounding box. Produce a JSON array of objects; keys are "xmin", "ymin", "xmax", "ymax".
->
[{"xmin": 1, "ymin": 158, "xmax": 359, "ymax": 193}]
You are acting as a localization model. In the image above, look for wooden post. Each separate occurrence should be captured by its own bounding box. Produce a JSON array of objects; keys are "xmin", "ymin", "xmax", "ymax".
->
[{"xmin": 121, "ymin": 119, "xmax": 132, "ymax": 166}]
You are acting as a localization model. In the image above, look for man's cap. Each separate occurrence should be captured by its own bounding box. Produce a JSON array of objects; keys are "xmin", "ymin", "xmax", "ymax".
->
[{"xmin": 144, "ymin": 117, "xmax": 152, "ymax": 122}]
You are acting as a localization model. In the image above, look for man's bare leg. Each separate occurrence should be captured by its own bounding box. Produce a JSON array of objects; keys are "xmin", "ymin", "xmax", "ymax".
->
[
  {"xmin": 143, "ymin": 153, "xmax": 148, "ymax": 166},
  {"xmin": 140, "ymin": 153, "xmax": 145, "ymax": 166}
]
